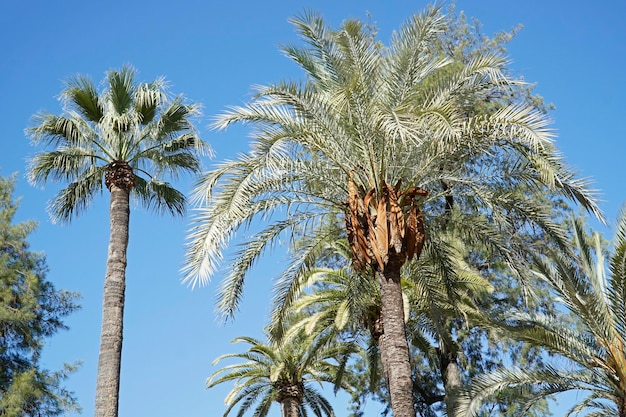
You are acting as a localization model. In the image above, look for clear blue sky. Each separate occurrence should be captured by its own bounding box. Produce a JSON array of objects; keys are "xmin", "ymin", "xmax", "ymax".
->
[{"xmin": 1, "ymin": 1, "xmax": 625, "ymax": 416}]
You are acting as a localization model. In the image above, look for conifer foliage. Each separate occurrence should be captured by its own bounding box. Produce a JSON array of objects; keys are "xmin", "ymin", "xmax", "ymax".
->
[{"xmin": 0, "ymin": 174, "xmax": 80, "ymax": 416}]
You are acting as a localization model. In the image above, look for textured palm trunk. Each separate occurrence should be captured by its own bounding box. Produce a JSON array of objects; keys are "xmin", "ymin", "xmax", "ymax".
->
[
  {"xmin": 368, "ymin": 313, "xmax": 389, "ymax": 389},
  {"xmin": 437, "ymin": 185, "xmax": 462, "ymax": 416},
  {"xmin": 94, "ymin": 185, "xmax": 130, "ymax": 417},
  {"xmin": 438, "ymin": 343, "xmax": 462, "ymax": 417},
  {"xmin": 377, "ymin": 257, "xmax": 416, "ymax": 417},
  {"xmin": 619, "ymin": 394, "xmax": 626, "ymax": 417},
  {"xmin": 280, "ymin": 397, "xmax": 300, "ymax": 417}
]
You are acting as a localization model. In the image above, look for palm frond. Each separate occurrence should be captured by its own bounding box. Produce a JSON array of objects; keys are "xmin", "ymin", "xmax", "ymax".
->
[
  {"xmin": 457, "ymin": 365, "xmax": 580, "ymax": 417},
  {"xmin": 609, "ymin": 208, "xmax": 626, "ymax": 337},
  {"xmin": 154, "ymin": 98, "xmax": 201, "ymax": 140},
  {"xmin": 134, "ymin": 78, "xmax": 165, "ymax": 125},
  {"xmin": 385, "ymin": 5, "xmax": 448, "ymax": 106},
  {"xmin": 27, "ymin": 147, "xmax": 102, "ymax": 186},
  {"xmin": 47, "ymin": 165, "xmax": 106, "ymax": 223},
  {"xmin": 132, "ymin": 177, "xmax": 186, "ymax": 217},
  {"xmin": 27, "ymin": 113, "xmax": 96, "ymax": 148},
  {"xmin": 284, "ymin": 10, "xmax": 342, "ymax": 86},
  {"xmin": 62, "ymin": 75, "xmax": 104, "ymax": 123},
  {"xmin": 107, "ymin": 65, "xmax": 136, "ymax": 115}
]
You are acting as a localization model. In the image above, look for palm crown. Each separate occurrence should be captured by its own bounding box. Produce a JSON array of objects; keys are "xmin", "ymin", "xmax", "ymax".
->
[
  {"xmin": 184, "ymin": 6, "xmax": 598, "ymax": 318},
  {"xmin": 27, "ymin": 65, "xmax": 210, "ymax": 222},
  {"xmin": 208, "ymin": 330, "xmax": 356, "ymax": 417},
  {"xmin": 460, "ymin": 213, "xmax": 626, "ymax": 417}
]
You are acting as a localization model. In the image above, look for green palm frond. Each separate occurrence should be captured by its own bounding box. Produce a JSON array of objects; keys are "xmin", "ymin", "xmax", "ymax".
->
[
  {"xmin": 134, "ymin": 77, "xmax": 165, "ymax": 125},
  {"xmin": 609, "ymin": 208, "xmax": 626, "ymax": 336},
  {"xmin": 268, "ymin": 227, "xmax": 354, "ymax": 336},
  {"xmin": 28, "ymin": 112, "xmax": 97, "ymax": 148},
  {"xmin": 215, "ymin": 211, "xmax": 327, "ymax": 317},
  {"xmin": 155, "ymin": 98, "xmax": 201, "ymax": 139},
  {"xmin": 27, "ymin": 146, "xmax": 101, "ymax": 185},
  {"xmin": 276, "ymin": 264, "xmax": 377, "ymax": 339},
  {"xmin": 132, "ymin": 177, "xmax": 186, "ymax": 216},
  {"xmin": 302, "ymin": 386, "xmax": 334, "ymax": 417},
  {"xmin": 47, "ymin": 165, "xmax": 107, "ymax": 224},
  {"xmin": 385, "ymin": 7, "xmax": 448, "ymax": 103},
  {"xmin": 458, "ymin": 365, "xmax": 581, "ymax": 417},
  {"xmin": 107, "ymin": 65, "xmax": 135, "ymax": 115},
  {"xmin": 565, "ymin": 394, "xmax": 619, "ymax": 417},
  {"xmin": 184, "ymin": 154, "xmax": 335, "ymax": 290},
  {"xmin": 62, "ymin": 75, "xmax": 104, "ymax": 123},
  {"xmin": 225, "ymin": 383, "xmax": 269, "ymax": 417},
  {"xmin": 492, "ymin": 311, "xmax": 602, "ymax": 363},
  {"xmin": 250, "ymin": 394, "xmax": 273, "ymax": 417}
]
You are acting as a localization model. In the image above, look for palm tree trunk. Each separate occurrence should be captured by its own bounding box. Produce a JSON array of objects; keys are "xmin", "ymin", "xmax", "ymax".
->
[
  {"xmin": 369, "ymin": 313, "xmax": 389, "ymax": 391},
  {"xmin": 619, "ymin": 396, "xmax": 626, "ymax": 417},
  {"xmin": 437, "ymin": 183, "xmax": 462, "ymax": 415},
  {"xmin": 280, "ymin": 397, "xmax": 300, "ymax": 417},
  {"xmin": 377, "ymin": 259, "xmax": 416, "ymax": 417},
  {"xmin": 438, "ymin": 343, "xmax": 462, "ymax": 417},
  {"xmin": 94, "ymin": 185, "xmax": 130, "ymax": 417}
]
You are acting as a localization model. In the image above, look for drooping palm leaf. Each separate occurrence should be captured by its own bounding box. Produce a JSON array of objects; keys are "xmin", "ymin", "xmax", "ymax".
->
[{"xmin": 460, "ymin": 212, "xmax": 626, "ymax": 417}]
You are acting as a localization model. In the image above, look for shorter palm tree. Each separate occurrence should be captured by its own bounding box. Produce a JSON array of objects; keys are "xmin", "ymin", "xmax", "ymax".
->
[
  {"xmin": 208, "ymin": 327, "xmax": 356, "ymax": 417},
  {"xmin": 458, "ymin": 212, "xmax": 626, "ymax": 417}
]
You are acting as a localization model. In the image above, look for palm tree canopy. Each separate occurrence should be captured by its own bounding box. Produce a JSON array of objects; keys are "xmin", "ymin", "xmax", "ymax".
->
[
  {"xmin": 207, "ymin": 329, "xmax": 356, "ymax": 417},
  {"xmin": 27, "ymin": 65, "xmax": 211, "ymax": 223},
  {"xmin": 183, "ymin": 7, "xmax": 600, "ymax": 316},
  {"xmin": 459, "ymin": 211, "xmax": 626, "ymax": 417}
]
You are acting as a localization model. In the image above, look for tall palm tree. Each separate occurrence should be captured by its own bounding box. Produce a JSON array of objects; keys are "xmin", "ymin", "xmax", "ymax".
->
[
  {"xmin": 27, "ymin": 66, "xmax": 209, "ymax": 417},
  {"xmin": 184, "ymin": 8, "xmax": 599, "ymax": 417},
  {"xmin": 459, "ymin": 212, "xmax": 626, "ymax": 417},
  {"xmin": 207, "ymin": 329, "xmax": 355, "ymax": 417}
]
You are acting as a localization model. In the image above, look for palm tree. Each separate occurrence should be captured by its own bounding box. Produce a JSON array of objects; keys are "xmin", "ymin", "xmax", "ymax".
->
[
  {"xmin": 207, "ymin": 328, "xmax": 355, "ymax": 417},
  {"xmin": 26, "ymin": 66, "xmax": 209, "ymax": 417},
  {"xmin": 459, "ymin": 212, "xmax": 626, "ymax": 417},
  {"xmin": 278, "ymin": 230, "xmax": 493, "ymax": 416},
  {"xmin": 184, "ymin": 8, "xmax": 599, "ymax": 417}
]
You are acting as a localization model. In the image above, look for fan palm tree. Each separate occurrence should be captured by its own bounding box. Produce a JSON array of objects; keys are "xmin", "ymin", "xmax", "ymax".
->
[
  {"xmin": 184, "ymin": 8, "xmax": 600, "ymax": 417},
  {"xmin": 26, "ymin": 65, "xmax": 209, "ymax": 417},
  {"xmin": 207, "ymin": 328, "xmax": 355, "ymax": 417},
  {"xmin": 458, "ymin": 212, "xmax": 626, "ymax": 417}
]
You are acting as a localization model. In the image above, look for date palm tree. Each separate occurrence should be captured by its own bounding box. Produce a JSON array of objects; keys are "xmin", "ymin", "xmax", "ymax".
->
[
  {"xmin": 459, "ymin": 212, "xmax": 626, "ymax": 417},
  {"xmin": 184, "ymin": 8, "xmax": 599, "ymax": 417},
  {"xmin": 27, "ymin": 65, "xmax": 209, "ymax": 417},
  {"xmin": 208, "ymin": 328, "xmax": 355, "ymax": 417}
]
